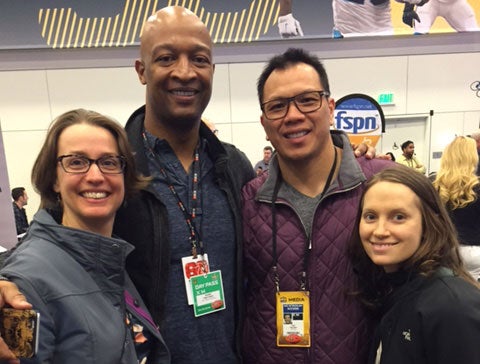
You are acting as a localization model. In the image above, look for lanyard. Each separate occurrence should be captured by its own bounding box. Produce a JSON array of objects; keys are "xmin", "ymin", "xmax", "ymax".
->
[
  {"xmin": 271, "ymin": 147, "xmax": 338, "ymax": 292},
  {"xmin": 142, "ymin": 131, "xmax": 204, "ymax": 258}
]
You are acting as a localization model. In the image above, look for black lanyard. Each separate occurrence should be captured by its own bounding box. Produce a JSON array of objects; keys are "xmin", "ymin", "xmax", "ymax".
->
[
  {"xmin": 142, "ymin": 131, "xmax": 204, "ymax": 258},
  {"xmin": 271, "ymin": 147, "xmax": 338, "ymax": 292}
]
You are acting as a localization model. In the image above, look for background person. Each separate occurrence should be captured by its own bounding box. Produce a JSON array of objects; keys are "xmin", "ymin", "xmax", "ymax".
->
[
  {"xmin": 253, "ymin": 146, "xmax": 273, "ymax": 174},
  {"xmin": 349, "ymin": 165, "xmax": 480, "ymax": 364},
  {"xmin": 11, "ymin": 187, "xmax": 29, "ymax": 236},
  {"xmin": 385, "ymin": 151, "xmax": 396, "ymax": 161},
  {"xmin": 433, "ymin": 136, "xmax": 480, "ymax": 280},
  {"xmin": 397, "ymin": 140, "xmax": 426, "ymax": 174},
  {"xmin": 1, "ymin": 109, "xmax": 169, "ymax": 363},
  {"xmin": 242, "ymin": 48, "xmax": 391, "ymax": 364}
]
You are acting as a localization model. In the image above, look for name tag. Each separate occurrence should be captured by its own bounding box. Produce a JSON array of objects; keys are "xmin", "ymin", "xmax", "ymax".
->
[
  {"xmin": 276, "ymin": 291, "xmax": 311, "ymax": 347},
  {"xmin": 190, "ymin": 270, "xmax": 226, "ymax": 317}
]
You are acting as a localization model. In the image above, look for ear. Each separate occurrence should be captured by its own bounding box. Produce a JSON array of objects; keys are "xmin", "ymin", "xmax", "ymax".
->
[
  {"xmin": 53, "ymin": 179, "xmax": 60, "ymax": 193},
  {"xmin": 135, "ymin": 59, "xmax": 147, "ymax": 85},
  {"xmin": 328, "ymin": 98, "xmax": 336, "ymax": 127},
  {"xmin": 260, "ymin": 115, "xmax": 271, "ymax": 141}
]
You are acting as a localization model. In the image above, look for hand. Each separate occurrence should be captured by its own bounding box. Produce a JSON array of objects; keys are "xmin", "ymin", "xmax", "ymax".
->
[
  {"xmin": 0, "ymin": 281, "xmax": 32, "ymax": 310},
  {"xmin": 0, "ymin": 281, "xmax": 31, "ymax": 363},
  {"xmin": 0, "ymin": 339, "xmax": 19, "ymax": 364},
  {"xmin": 278, "ymin": 14, "xmax": 304, "ymax": 38},
  {"xmin": 352, "ymin": 143, "xmax": 376, "ymax": 159},
  {"xmin": 402, "ymin": 3, "xmax": 420, "ymax": 27}
]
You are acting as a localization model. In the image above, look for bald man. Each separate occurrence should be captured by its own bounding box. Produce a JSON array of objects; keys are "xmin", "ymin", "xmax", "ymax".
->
[
  {"xmin": 0, "ymin": 6, "xmax": 254, "ymax": 364},
  {"xmin": 114, "ymin": 7, "xmax": 254, "ymax": 363}
]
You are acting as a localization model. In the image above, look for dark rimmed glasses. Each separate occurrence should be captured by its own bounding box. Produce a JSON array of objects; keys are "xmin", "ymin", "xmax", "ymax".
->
[
  {"xmin": 57, "ymin": 154, "xmax": 126, "ymax": 174},
  {"xmin": 261, "ymin": 90, "xmax": 330, "ymax": 120}
]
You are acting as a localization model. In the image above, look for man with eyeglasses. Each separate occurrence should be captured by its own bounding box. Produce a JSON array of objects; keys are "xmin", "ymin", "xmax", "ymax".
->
[
  {"xmin": 241, "ymin": 48, "xmax": 391, "ymax": 363},
  {"xmin": 0, "ymin": 10, "xmax": 378, "ymax": 364}
]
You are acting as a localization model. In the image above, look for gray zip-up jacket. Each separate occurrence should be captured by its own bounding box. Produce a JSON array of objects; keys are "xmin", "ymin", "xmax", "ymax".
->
[{"xmin": 1, "ymin": 209, "xmax": 170, "ymax": 364}]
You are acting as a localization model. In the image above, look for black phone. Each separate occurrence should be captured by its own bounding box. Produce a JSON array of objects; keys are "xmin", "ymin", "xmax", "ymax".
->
[{"xmin": 0, "ymin": 308, "xmax": 40, "ymax": 358}]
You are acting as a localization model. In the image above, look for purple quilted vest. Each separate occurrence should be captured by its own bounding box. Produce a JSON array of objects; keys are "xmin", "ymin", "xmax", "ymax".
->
[{"xmin": 242, "ymin": 157, "xmax": 391, "ymax": 364}]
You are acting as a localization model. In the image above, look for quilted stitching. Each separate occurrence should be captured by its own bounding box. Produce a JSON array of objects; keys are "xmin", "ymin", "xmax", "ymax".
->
[{"xmin": 242, "ymin": 158, "xmax": 390, "ymax": 363}]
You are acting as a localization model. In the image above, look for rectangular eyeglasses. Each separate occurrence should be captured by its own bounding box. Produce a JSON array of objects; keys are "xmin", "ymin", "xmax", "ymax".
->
[
  {"xmin": 57, "ymin": 154, "xmax": 126, "ymax": 174},
  {"xmin": 261, "ymin": 90, "xmax": 330, "ymax": 120}
]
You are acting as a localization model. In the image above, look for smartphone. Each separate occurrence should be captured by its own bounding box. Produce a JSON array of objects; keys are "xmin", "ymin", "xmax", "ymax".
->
[{"xmin": 0, "ymin": 308, "xmax": 40, "ymax": 358}]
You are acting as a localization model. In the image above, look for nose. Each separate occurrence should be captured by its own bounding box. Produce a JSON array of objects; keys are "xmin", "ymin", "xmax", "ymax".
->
[
  {"xmin": 373, "ymin": 219, "xmax": 390, "ymax": 238},
  {"xmin": 85, "ymin": 163, "xmax": 105, "ymax": 181},
  {"xmin": 172, "ymin": 55, "xmax": 196, "ymax": 81},
  {"xmin": 284, "ymin": 100, "xmax": 304, "ymax": 120}
]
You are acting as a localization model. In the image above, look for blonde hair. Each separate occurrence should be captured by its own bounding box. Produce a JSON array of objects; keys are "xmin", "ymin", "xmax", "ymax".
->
[{"xmin": 433, "ymin": 136, "xmax": 479, "ymax": 209}]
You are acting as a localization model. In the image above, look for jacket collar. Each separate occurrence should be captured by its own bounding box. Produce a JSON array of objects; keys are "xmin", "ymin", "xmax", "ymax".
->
[
  {"xmin": 27, "ymin": 209, "xmax": 134, "ymax": 278},
  {"xmin": 256, "ymin": 130, "xmax": 366, "ymax": 202},
  {"xmin": 124, "ymin": 105, "xmax": 229, "ymax": 178}
]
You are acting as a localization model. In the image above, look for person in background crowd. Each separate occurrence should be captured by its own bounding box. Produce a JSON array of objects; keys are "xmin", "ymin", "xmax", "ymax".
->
[
  {"xmin": 0, "ymin": 7, "xmax": 377, "ymax": 364},
  {"xmin": 349, "ymin": 165, "xmax": 480, "ymax": 364},
  {"xmin": 469, "ymin": 131, "xmax": 480, "ymax": 176},
  {"xmin": 1, "ymin": 109, "xmax": 169, "ymax": 364},
  {"xmin": 433, "ymin": 136, "xmax": 480, "ymax": 280},
  {"xmin": 397, "ymin": 140, "xmax": 426, "ymax": 174},
  {"xmin": 11, "ymin": 187, "xmax": 29, "ymax": 236},
  {"xmin": 385, "ymin": 151, "xmax": 396, "ymax": 161},
  {"xmin": 253, "ymin": 146, "xmax": 273, "ymax": 174},
  {"xmin": 241, "ymin": 48, "xmax": 391, "ymax": 363}
]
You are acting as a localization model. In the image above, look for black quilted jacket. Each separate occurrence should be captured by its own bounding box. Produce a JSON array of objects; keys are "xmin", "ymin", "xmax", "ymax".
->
[{"xmin": 114, "ymin": 105, "xmax": 255, "ymax": 362}]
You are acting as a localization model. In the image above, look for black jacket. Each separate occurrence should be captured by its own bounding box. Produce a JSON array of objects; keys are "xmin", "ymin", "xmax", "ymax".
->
[
  {"xmin": 114, "ymin": 106, "xmax": 255, "ymax": 360},
  {"xmin": 371, "ymin": 268, "xmax": 480, "ymax": 364}
]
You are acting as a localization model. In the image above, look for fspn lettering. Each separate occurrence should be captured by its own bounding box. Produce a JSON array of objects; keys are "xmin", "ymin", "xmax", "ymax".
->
[{"xmin": 335, "ymin": 111, "xmax": 377, "ymax": 134}]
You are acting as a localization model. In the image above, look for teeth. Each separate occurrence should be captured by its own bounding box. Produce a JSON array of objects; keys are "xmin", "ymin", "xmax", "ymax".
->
[
  {"xmin": 372, "ymin": 243, "xmax": 396, "ymax": 247},
  {"xmin": 173, "ymin": 90, "xmax": 195, "ymax": 96},
  {"xmin": 286, "ymin": 131, "xmax": 307, "ymax": 139},
  {"xmin": 83, "ymin": 192, "xmax": 107, "ymax": 199}
]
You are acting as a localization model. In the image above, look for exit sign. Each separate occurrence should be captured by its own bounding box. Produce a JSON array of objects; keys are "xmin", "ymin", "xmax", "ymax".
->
[{"xmin": 377, "ymin": 93, "xmax": 394, "ymax": 105}]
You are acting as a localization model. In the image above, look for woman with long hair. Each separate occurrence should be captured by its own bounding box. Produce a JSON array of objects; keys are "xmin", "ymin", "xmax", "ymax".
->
[
  {"xmin": 433, "ymin": 136, "xmax": 480, "ymax": 280},
  {"xmin": 349, "ymin": 165, "xmax": 480, "ymax": 364}
]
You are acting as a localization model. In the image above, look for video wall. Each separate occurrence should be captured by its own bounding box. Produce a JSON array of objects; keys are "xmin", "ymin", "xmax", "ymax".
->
[{"xmin": 0, "ymin": 0, "xmax": 479, "ymax": 50}]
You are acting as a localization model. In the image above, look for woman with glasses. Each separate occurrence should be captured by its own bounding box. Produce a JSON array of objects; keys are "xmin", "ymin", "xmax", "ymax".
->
[{"xmin": 0, "ymin": 109, "xmax": 169, "ymax": 363}]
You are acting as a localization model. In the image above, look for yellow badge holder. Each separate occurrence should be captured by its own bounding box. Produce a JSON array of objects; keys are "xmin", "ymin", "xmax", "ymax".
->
[{"xmin": 276, "ymin": 291, "xmax": 311, "ymax": 347}]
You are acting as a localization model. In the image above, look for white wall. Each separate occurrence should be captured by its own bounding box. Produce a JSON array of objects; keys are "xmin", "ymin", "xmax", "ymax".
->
[{"xmin": 1, "ymin": 52, "xmax": 480, "ymax": 220}]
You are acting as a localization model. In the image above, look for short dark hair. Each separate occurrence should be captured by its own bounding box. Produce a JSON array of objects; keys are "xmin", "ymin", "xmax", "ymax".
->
[
  {"xmin": 385, "ymin": 152, "xmax": 396, "ymax": 162},
  {"xmin": 31, "ymin": 109, "xmax": 148, "ymax": 210},
  {"xmin": 256, "ymin": 48, "xmax": 331, "ymax": 105},
  {"xmin": 264, "ymin": 146, "xmax": 273, "ymax": 152},
  {"xmin": 401, "ymin": 140, "xmax": 414, "ymax": 151},
  {"xmin": 11, "ymin": 187, "xmax": 26, "ymax": 201}
]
